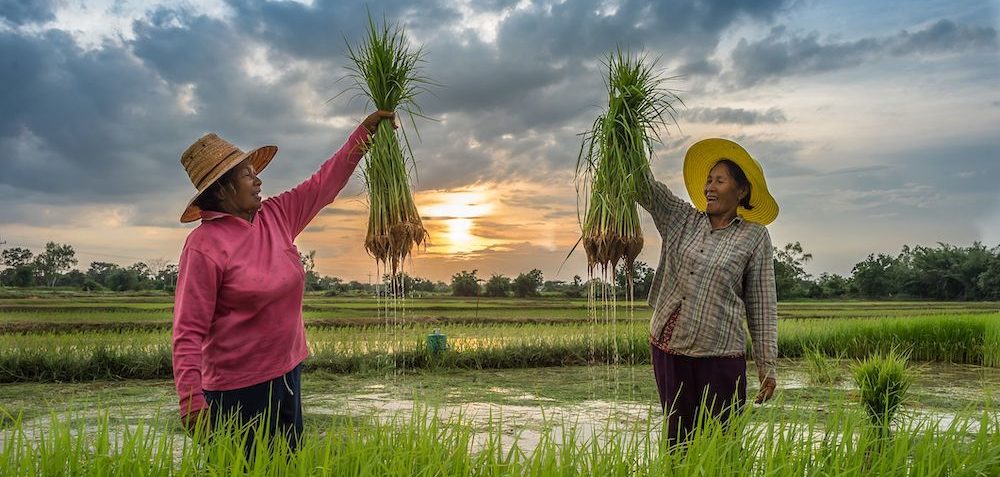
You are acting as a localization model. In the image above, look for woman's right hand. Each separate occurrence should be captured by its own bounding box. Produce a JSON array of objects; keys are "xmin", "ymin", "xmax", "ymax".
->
[
  {"xmin": 182, "ymin": 407, "xmax": 211, "ymax": 438},
  {"xmin": 362, "ymin": 110, "xmax": 397, "ymax": 134}
]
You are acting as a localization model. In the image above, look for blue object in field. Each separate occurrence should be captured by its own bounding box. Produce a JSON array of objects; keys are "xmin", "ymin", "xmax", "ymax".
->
[{"xmin": 427, "ymin": 329, "xmax": 447, "ymax": 354}]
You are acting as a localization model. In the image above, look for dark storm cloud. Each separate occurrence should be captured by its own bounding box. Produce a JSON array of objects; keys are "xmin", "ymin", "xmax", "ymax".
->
[
  {"xmin": 682, "ymin": 106, "xmax": 787, "ymax": 124},
  {"xmin": 217, "ymin": 0, "xmax": 794, "ymax": 181},
  {"xmin": 731, "ymin": 20, "xmax": 998, "ymax": 87},
  {"xmin": 0, "ymin": 0, "xmax": 798, "ymax": 228},
  {"xmin": 0, "ymin": 0, "xmax": 56, "ymax": 25},
  {"xmin": 0, "ymin": 28, "xmax": 187, "ymax": 199},
  {"xmin": 224, "ymin": 0, "xmax": 460, "ymax": 61}
]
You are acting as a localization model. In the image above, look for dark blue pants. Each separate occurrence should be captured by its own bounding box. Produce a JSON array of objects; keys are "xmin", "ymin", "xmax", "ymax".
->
[
  {"xmin": 651, "ymin": 346, "xmax": 747, "ymax": 445},
  {"xmin": 204, "ymin": 364, "xmax": 303, "ymax": 454}
]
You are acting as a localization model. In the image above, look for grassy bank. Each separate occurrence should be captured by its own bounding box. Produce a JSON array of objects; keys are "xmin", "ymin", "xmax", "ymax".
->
[{"xmin": 2, "ymin": 314, "xmax": 997, "ymax": 382}]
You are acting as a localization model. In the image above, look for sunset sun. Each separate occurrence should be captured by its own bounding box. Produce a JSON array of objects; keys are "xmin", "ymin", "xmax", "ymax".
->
[{"xmin": 420, "ymin": 190, "xmax": 496, "ymax": 254}]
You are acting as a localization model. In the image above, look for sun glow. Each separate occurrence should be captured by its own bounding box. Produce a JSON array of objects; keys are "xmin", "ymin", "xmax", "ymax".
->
[{"xmin": 420, "ymin": 189, "xmax": 497, "ymax": 254}]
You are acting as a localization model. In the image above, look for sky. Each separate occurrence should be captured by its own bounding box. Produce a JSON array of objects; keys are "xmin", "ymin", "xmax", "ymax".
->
[{"xmin": 1, "ymin": 0, "xmax": 998, "ymax": 283}]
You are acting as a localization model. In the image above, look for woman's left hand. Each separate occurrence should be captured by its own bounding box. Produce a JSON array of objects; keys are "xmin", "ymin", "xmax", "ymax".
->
[
  {"xmin": 754, "ymin": 377, "xmax": 776, "ymax": 404},
  {"xmin": 362, "ymin": 110, "xmax": 397, "ymax": 134}
]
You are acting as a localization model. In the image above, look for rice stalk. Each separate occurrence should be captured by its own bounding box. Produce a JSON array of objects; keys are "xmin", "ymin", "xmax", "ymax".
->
[
  {"xmin": 576, "ymin": 48, "xmax": 682, "ymax": 274},
  {"xmin": 344, "ymin": 14, "xmax": 432, "ymax": 274}
]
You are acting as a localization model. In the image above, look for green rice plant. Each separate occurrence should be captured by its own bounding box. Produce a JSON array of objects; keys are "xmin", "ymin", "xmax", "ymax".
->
[
  {"xmin": 1, "ymin": 403, "xmax": 998, "ymax": 476},
  {"xmin": 2, "ymin": 313, "xmax": 997, "ymax": 382},
  {"xmin": 984, "ymin": 315, "xmax": 1000, "ymax": 367},
  {"xmin": 778, "ymin": 312, "xmax": 996, "ymax": 365},
  {"xmin": 345, "ymin": 14, "xmax": 432, "ymax": 274},
  {"xmin": 804, "ymin": 345, "xmax": 843, "ymax": 385},
  {"xmin": 576, "ymin": 48, "xmax": 682, "ymax": 273},
  {"xmin": 852, "ymin": 348, "xmax": 913, "ymax": 434}
]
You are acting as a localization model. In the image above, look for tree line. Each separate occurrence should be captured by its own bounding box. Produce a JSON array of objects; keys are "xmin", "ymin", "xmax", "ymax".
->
[{"xmin": 3, "ymin": 241, "xmax": 1000, "ymax": 300}]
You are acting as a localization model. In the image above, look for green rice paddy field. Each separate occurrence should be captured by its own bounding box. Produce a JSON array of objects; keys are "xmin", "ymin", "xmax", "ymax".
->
[{"xmin": 1, "ymin": 292, "xmax": 998, "ymax": 475}]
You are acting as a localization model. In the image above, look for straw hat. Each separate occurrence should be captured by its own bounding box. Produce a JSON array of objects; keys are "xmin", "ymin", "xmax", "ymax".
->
[
  {"xmin": 683, "ymin": 138, "xmax": 779, "ymax": 225},
  {"xmin": 179, "ymin": 133, "xmax": 277, "ymax": 223}
]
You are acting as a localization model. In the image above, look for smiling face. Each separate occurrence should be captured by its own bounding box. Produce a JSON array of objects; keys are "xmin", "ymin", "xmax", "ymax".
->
[
  {"xmin": 217, "ymin": 159, "xmax": 262, "ymax": 219},
  {"xmin": 704, "ymin": 161, "xmax": 748, "ymax": 217}
]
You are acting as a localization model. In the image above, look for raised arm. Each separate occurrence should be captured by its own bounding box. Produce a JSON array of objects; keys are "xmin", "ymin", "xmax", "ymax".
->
[
  {"xmin": 743, "ymin": 230, "xmax": 778, "ymax": 401},
  {"xmin": 266, "ymin": 111, "xmax": 394, "ymax": 240},
  {"xmin": 636, "ymin": 168, "xmax": 697, "ymax": 236}
]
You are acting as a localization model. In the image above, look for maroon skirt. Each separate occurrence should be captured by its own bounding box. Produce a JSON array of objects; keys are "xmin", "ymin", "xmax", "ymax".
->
[{"xmin": 650, "ymin": 310, "xmax": 747, "ymax": 444}]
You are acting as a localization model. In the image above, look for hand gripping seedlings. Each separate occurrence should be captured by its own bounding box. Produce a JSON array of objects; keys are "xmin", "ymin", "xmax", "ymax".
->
[
  {"xmin": 576, "ymin": 49, "xmax": 682, "ymax": 274},
  {"xmin": 345, "ymin": 15, "xmax": 432, "ymax": 274}
]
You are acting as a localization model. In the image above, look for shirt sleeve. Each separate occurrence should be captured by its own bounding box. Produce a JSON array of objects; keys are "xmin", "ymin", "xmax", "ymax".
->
[
  {"xmin": 636, "ymin": 170, "xmax": 697, "ymax": 237},
  {"xmin": 266, "ymin": 125, "xmax": 370, "ymax": 240},
  {"xmin": 172, "ymin": 246, "xmax": 221, "ymax": 418},
  {"xmin": 744, "ymin": 230, "xmax": 778, "ymax": 382}
]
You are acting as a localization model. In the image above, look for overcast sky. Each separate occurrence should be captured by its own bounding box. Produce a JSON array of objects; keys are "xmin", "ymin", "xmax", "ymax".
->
[{"xmin": 1, "ymin": 0, "xmax": 998, "ymax": 282}]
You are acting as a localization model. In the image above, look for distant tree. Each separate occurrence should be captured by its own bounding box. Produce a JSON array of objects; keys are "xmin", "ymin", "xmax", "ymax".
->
[
  {"xmin": 851, "ymin": 253, "xmax": 900, "ymax": 298},
  {"xmin": 904, "ymin": 242, "xmax": 993, "ymax": 300},
  {"xmin": 564, "ymin": 275, "xmax": 585, "ymax": 298},
  {"xmin": 815, "ymin": 273, "xmax": 850, "ymax": 299},
  {"xmin": 155, "ymin": 264, "xmax": 179, "ymax": 292},
  {"xmin": 976, "ymin": 249, "xmax": 1000, "ymax": 300},
  {"xmin": 128, "ymin": 262, "xmax": 153, "ymax": 289},
  {"xmin": 513, "ymin": 269, "xmax": 543, "ymax": 298},
  {"xmin": 451, "ymin": 269, "xmax": 481, "ymax": 297},
  {"xmin": 107, "ymin": 268, "xmax": 140, "ymax": 291},
  {"xmin": 774, "ymin": 242, "xmax": 813, "ymax": 300},
  {"xmin": 87, "ymin": 262, "xmax": 120, "ymax": 287},
  {"xmin": 146, "ymin": 258, "xmax": 169, "ymax": 287},
  {"xmin": 7, "ymin": 266, "xmax": 35, "ymax": 287},
  {"xmin": 615, "ymin": 261, "xmax": 655, "ymax": 299},
  {"xmin": 1, "ymin": 247, "xmax": 36, "ymax": 287},
  {"xmin": 33, "ymin": 242, "xmax": 78, "ymax": 287},
  {"xmin": 299, "ymin": 250, "xmax": 323, "ymax": 291},
  {"xmin": 62, "ymin": 270, "xmax": 87, "ymax": 288},
  {"xmin": 484, "ymin": 274, "xmax": 512, "ymax": 297},
  {"xmin": 1, "ymin": 248, "xmax": 33, "ymax": 268},
  {"xmin": 541, "ymin": 280, "xmax": 566, "ymax": 293},
  {"xmin": 344, "ymin": 280, "xmax": 375, "ymax": 295}
]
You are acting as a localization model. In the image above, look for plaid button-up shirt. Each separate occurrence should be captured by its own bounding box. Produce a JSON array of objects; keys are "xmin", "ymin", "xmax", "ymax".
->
[{"xmin": 638, "ymin": 176, "xmax": 778, "ymax": 381}]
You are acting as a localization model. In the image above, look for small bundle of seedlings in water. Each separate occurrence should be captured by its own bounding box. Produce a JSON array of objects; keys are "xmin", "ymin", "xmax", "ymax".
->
[
  {"xmin": 345, "ymin": 15, "xmax": 431, "ymax": 274},
  {"xmin": 576, "ymin": 49, "xmax": 681, "ymax": 275}
]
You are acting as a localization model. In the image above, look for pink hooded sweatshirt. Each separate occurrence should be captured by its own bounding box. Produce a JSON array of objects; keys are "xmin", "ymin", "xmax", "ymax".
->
[{"xmin": 172, "ymin": 126, "xmax": 368, "ymax": 417}]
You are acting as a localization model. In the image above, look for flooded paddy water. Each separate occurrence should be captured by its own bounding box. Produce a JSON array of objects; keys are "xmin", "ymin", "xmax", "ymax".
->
[{"xmin": 2, "ymin": 360, "xmax": 996, "ymax": 455}]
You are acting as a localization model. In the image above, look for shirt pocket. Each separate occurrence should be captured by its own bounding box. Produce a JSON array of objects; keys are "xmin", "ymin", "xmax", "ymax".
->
[{"xmin": 708, "ymin": 240, "xmax": 753, "ymax": 286}]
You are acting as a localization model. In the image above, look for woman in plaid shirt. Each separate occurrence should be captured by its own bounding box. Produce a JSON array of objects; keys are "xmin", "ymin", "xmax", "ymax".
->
[{"xmin": 638, "ymin": 138, "xmax": 779, "ymax": 445}]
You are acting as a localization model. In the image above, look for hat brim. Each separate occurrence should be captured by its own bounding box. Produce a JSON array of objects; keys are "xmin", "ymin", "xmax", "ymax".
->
[
  {"xmin": 683, "ymin": 138, "xmax": 778, "ymax": 225},
  {"xmin": 180, "ymin": 145, "xmax": 278, "ymax": 223}
]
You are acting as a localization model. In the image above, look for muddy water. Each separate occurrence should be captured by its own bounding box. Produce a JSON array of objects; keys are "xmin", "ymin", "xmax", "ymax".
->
[{"xmin": 1, "ymin": 361, "xmax": 996, "ymax": 457}]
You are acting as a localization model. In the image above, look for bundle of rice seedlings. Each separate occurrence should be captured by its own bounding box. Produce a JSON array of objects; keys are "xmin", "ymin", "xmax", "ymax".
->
[
  {"xmin": 576, "ymin": 48, "xmax": 682, "ymax": 273},
  {"xmin": 345, "ymin": 15, "xmax": 431, "ymax": 274},
  {"xmin": 852, "ymin": 348, "xmax": 913, "ymax": 434}
]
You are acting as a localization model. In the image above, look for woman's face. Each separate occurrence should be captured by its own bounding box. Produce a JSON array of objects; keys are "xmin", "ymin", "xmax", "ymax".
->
[
  {"xmin": 703, "ymin": 162, "xmax": 746, "ymax": 217},
  {"xmin": 219, "ymin": 160, "xmax": 262, "ymax": 218}
]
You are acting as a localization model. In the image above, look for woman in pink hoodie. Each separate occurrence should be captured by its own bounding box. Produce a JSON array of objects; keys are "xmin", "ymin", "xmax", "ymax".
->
[{"xmin": 172, "ymin": 111, "xmax": 393, "ymax": 450}]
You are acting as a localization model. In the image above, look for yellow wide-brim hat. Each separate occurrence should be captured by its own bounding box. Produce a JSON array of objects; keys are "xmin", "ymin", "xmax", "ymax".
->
[
  {"xmin": 179, "ymin": 133, "xmax": 277, "ymax": 223},
  {"xmin": 683, "ymin": 138, "xmax": 779, "ymax": 225}
]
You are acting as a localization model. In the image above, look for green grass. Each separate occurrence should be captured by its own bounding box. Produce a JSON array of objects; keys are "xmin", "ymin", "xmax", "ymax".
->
[
  {"xmin": 804, "ymin": 346, "xmax": 843, "ymax": 385},
  {"xmin": 2, "ymin": 297, "xmax": 997, "ymax": 333},
  {"xmin": 2, "ymin": 313, "xmax": 997, "ymax": 382},
  {"xmin": 1, "ymin": 402, "xmax": 996, "ymax": 476}
]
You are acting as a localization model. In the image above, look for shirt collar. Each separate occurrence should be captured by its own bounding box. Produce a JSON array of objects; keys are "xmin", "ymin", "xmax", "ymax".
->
[
  {"xmin": 199, "ymin": 210, "xmax": 231, "ymax": 221},
  {"xmin": 699, "ymin": 211, "xmax": 743, "ymax": 229},
  {"xmin": 199, "ymin": 210, "xmax": 256, "ymax": 226}
]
